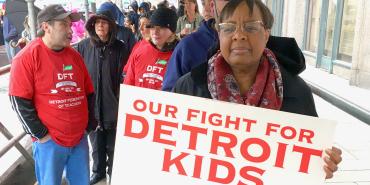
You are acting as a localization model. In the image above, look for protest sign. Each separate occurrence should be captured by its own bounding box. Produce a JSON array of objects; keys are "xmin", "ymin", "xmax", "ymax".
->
[{"xmin": 111, "ymin": 85, "xmax": 336, "ymax": 185}]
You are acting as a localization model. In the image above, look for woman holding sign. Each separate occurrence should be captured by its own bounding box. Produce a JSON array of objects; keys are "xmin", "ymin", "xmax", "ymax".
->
[{"xmin": 173, "ymin": 0, "xmax": 342, "ymax": 179}]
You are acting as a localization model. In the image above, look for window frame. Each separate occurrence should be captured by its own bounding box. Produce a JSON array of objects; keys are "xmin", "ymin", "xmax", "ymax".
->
[{"xmin": 303, "ymin": 0, "xmax": 352, "ymax": 73}]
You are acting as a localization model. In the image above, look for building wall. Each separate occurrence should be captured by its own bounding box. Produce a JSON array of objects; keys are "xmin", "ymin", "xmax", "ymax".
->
[
  {"xmin": 279, "ymin": 0, "xmax": 369, "ymax": 89},
  {"xmin": 333, "ymin": 65, "xmax": 351, "ymax": 80},
  {"xmin": 281, "ymin": 0, "xmax": 305, "ymax": 47},
  {"xmin": 350, "ymin": 0, "xmax": 370, "ymax": 88}
]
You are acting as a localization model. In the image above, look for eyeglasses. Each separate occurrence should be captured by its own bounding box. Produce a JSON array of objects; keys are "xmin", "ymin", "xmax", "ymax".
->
[{"xmin": 218, "ymin": 21, "xmax": 265, "ymax": 36}]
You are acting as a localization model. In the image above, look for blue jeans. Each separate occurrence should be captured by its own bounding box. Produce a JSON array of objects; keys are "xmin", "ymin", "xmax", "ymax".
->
[
  {"xmin": 32, "ymin": 135, "xmax": 90, "ymax": 185},
  {"xmin": 4, "ymin": 40, "xmax": 19, "ymax": 62}
]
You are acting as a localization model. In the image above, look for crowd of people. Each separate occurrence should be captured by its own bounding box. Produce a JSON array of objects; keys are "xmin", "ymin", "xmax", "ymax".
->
[
  {"xmin": 1, "ymin": 3, "xmax": 21, "ymax": 63},
  {"xmin": 7, "ymin": 0, "xmax": 342, "ymax": 185}
]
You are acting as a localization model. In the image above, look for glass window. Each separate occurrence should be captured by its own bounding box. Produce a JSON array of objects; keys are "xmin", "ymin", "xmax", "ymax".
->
[
  {"xmin": 265, "ymin": 0, "xmax": 273, "ymax": 10},
  {"xmin": 323, "ymin": 0, "xmax": 336, "ymax": 56},
  {"xmin": 306, "ymin": 0, "xmax": 321, "ymax": 53},
  {"xmin": 338, "ymin": 0, "xmax": 357, "ymax": 62}
]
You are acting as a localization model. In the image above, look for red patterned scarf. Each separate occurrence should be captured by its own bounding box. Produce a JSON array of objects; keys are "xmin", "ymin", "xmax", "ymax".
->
[{"xmin": 207, "ymin": 48, "xmax": 283, "ymax": 110}]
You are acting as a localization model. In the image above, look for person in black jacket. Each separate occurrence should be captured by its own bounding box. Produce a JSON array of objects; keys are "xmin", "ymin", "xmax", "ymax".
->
[
  {"xmin": 173, "ymin": 0, "xmax": 342, "ymax": 179},
  {"xmin": 76, "ymin": 10, "xmax": 130, "ymax": 184}
]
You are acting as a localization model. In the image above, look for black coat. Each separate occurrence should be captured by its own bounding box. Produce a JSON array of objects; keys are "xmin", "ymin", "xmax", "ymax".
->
[
  {"xmin": 116, "ymin": 25, "xmax": 137, "ymax": 53},
  {"xmin": 76, "ymin": 38, "xmax": 130, "ymax": 129},
  {"xmin": 172, "ymin": 57, "xmax": 318, "ymax": 117}
]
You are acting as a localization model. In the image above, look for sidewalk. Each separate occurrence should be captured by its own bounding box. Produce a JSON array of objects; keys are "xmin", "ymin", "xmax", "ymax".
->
[
  {"xmin": 300, "ymin": 65, "xmax": 370, "ymax": 119},
  {"xmin": 0, "ymin": 73, "xmax": 33, "ymax": 184},
  {"xmin": 301, "ymin": 65, "xmax": 370, "ymax": 185},
  {"xmin": 0, "ymin": 45, "xmax": 9, "ymax": 68}
]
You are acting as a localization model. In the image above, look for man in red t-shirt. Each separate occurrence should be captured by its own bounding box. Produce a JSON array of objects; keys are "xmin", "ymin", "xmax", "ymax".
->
[{"xmin": 9, "ymin": 5, "xmax": 96, "ymax": 185}]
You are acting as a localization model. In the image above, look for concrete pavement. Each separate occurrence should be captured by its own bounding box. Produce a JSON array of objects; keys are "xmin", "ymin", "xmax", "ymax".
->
[
  {"xmin": 0, "ymin": 45, "xmax": 9, "ymax": 68},
  {"xmin": 301, "ymin": 65, "xmax": 370, "ymax": 185},
  {"xmin": 314, "ymin": 95, "xmax": 370, "ymax": 185}
]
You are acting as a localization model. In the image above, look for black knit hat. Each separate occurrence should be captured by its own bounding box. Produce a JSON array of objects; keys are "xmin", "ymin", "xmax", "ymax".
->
[{"xmin": 148, "ymin": 7, "xmax": 178, "ymax": 33}]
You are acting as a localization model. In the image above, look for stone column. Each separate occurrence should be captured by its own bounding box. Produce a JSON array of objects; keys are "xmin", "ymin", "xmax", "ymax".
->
[
  {"xmin": 25, "ymin": 0, "xmax": 37, "ymax": 39},
  {"xmin": 84, "ymin": 0, "xmax": 89, "ymax": 21},
  {"xmin": 350, "ymin": 0, "xmax": 370, "ymax": 89},
  {"xmin": 281, "ymin": 0, "xmax": 306, "ymax": 45}
]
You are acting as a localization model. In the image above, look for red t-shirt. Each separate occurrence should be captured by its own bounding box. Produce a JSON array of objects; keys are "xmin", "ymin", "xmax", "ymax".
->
[
  {"xmin": 123, "ymin": 40, "xmax": 148, "ymax": 73},
  {"xmin": 9, "ymin": 38, "xmax": 94, "ymax": 147},
  {"xmin": 124, "ymin": 40, "xmax": 173, "ymax": 90}
]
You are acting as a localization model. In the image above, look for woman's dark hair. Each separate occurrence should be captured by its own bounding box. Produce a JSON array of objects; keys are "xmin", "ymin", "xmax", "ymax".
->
[
  {"xmin": 125, "ymin": 15, "xmax": 134, "ymax": 25},
  {"xmin": 127, "ymin": 11, "xmax": 140, "ymax": 26},
  {"xmin": 158, "ymin": 0, "xmax": 169, "ymax": 9},
  {"xmin": 139, "ymin": 11, "xmax": 153, "ymax": 20},
  {"xmin": 219, "ymin": 0, "xmax": 274, "ymax": 29},
  {"xmin": 147, "ymin": 1, "xmax": 152, "ymax": 9},
  {"xmin": 139, "ymin": 2, "xmax": 150, "ymax": 13},
  {"xmin": 170, "ymin": 5, "xmax": 177, "ymax": 13}
]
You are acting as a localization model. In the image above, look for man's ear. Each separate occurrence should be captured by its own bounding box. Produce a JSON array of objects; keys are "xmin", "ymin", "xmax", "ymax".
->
[{"xmin": 41, "ymin": 22, "xmax": 49, "ymax": 33}]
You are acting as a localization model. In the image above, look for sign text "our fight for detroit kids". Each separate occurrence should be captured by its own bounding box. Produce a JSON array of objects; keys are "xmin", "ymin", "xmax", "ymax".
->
[{"xmin": 111, "ymin": 85, "xmax": 336, "ymax": 185}]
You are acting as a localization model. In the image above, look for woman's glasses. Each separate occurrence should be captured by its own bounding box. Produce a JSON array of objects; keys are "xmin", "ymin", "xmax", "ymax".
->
[{"xmin": 218, "ymin": 21, "xmax": 265, "ymax": 36}]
